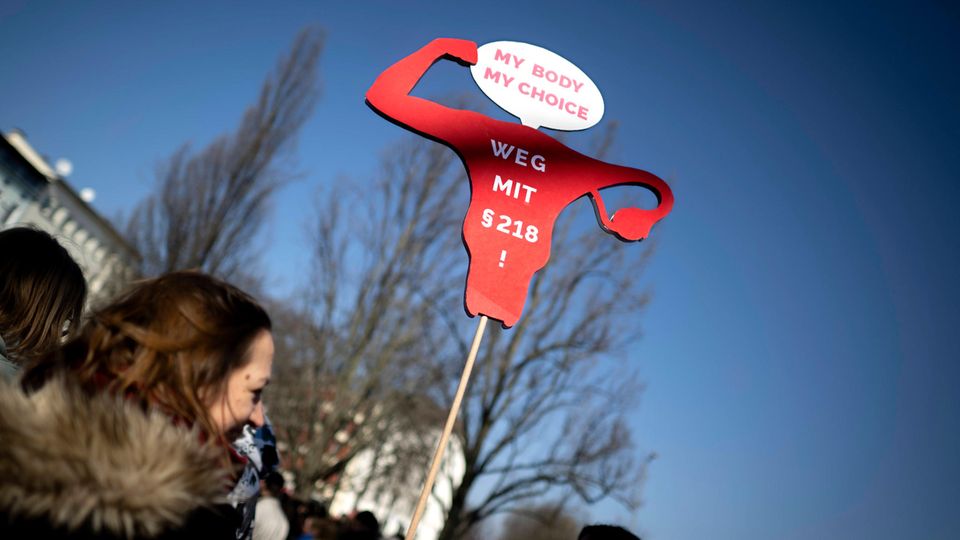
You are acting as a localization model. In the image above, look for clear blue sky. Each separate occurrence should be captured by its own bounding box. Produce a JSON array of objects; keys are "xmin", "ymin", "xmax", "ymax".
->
[{"xmin": 2, "ymin": 1, "xmax": 958, "ymax": 539}]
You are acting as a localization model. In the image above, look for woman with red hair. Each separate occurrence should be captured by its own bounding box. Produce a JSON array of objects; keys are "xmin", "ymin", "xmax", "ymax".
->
[{"xmin": 2, "ymin": 271, "xmax": 274, "ymax": 538}]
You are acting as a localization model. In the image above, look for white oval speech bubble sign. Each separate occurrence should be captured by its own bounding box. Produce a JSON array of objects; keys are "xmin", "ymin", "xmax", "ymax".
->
[{"xmin": 470, "ymin": 41, "xmax": 604, "ymax": 131}]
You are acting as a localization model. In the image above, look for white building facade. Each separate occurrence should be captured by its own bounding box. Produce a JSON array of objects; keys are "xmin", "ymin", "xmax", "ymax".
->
[
  {"xmin": 0, "ymin": 129, "xmax": 139, "ymax": 305},
  {"xmin": 328, "ymin": 430, "xmax": 466, "ymax": 540}
]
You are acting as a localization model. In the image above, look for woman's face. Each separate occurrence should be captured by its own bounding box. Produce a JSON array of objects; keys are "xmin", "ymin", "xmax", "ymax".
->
[{"xmin": 208, "ymin": 329, "xmax": 274, "ymax": 439}]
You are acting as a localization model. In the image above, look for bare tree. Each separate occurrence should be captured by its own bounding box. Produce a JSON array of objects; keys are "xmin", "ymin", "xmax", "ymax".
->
[
  {"xmin": 433, "ymin": 193, "xmax": 657, "ymax": 540},
  {"xmin": 269, "ymin": 137, "xmax": 465, "ymax": 498},
  {"xmin": 124, "ymin": 27, "xmax": 323, "ymax": 280},
  {"xmin": 417, "ymin": 122, "xmax": 656, "ymax": 540},
  {"xmin": 270, "ymin": 119, "xmax": 658, "ymax": 540}
]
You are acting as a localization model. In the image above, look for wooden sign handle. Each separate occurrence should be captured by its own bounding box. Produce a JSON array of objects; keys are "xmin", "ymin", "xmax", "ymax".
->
[{"xmin": 405, "ymin": 315, "xmax": 489, "ymax": 540}]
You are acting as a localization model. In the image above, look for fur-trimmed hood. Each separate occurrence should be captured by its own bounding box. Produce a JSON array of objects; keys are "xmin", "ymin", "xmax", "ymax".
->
[{"xmin": 0, "ymin": 376, "xmax": 232, "ymax": 539}]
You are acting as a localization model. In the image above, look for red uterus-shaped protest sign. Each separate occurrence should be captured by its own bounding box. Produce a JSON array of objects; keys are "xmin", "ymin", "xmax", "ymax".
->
[{"xmin": 367, "ymin": 38, "xmax": 674, "ymax": 328}]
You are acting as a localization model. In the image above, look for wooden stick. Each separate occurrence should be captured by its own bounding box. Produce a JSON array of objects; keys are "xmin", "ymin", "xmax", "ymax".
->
[{"xmin": 405, "ymin": 315, "xmax": 489, "ymax": 540}]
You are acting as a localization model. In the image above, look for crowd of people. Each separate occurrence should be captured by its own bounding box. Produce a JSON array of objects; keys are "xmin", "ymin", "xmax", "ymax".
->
[{"xmin": 0, "ymin": 226, "xmax": 641, "ymax": 540}]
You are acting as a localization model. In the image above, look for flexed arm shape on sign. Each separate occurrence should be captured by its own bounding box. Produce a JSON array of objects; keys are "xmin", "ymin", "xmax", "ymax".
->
[{"xmin": 366, "ymin": 38, "xmax": 674, "ymax": 328}]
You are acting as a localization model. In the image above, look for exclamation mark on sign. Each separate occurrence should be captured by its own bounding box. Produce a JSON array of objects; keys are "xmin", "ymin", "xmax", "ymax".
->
[{"xmin": 499, "ymin": 250, "xmax": 507, "ymax": 268}]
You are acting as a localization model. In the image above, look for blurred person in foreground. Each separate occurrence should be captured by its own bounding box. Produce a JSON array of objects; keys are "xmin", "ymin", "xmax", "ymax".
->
[
  {"xmin": 0, "ymin": 271, "xmax": 274, "ymax": 538},
  {"xmin": 0, "ymin": 226, "xmax": 86, "ymax": 379}
]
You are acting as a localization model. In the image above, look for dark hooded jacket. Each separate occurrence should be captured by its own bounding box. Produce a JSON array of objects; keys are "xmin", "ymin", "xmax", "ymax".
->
[{"xmin": 0, "ymin": 377, "xmax": 239, "ymax": 539}]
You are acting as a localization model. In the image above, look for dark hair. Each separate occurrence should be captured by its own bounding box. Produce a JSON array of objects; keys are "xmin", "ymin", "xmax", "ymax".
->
[
  {"xmin": 354, "ymin": 511, "xmax": 379, "ymax": 533},
  {"xmin": 263, "ymin": 471, "xmax": 285, "ymax": 494},
  {"xmin": 22, "ymin": 270, "xmax": 270, "ymax": 447},
  {"xmin": 578, "ymin": 525, "xmax": 641, "ymax": 540},
  {"xmin": 0, "ymin": 227, "xmax": 87, "ymax": 365}
]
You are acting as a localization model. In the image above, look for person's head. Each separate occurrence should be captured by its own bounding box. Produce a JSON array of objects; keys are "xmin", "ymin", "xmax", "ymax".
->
[
  {"xmin": 304, "ymin": 515, "xmax": 336, "ymax": 540},
  {"xmin": 353, "ymin": 510, "xmax": 379, "ymax": 534},
  {"xmin": 578, "ymin": 524, "xmax": 641, "ymax": 540},
  {"xmin": 261, "ymin": 470, "xmax": 285, "ymax": 497},
  {"xmin": 0, "ymin": 227, "xmax": 86, "ymax": 364},
  {"xmin": 304, "ymin": 500, "xmax": 328, "ymax": 520},
  {"xmin": 23, "ymin": 270, "xmax": 272, "ymax": 443}
]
